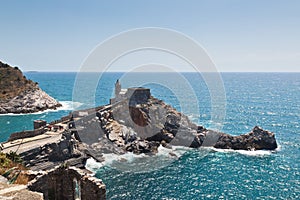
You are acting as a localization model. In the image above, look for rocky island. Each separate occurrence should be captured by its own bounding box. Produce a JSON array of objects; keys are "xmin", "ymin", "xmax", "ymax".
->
[
  {"xmin": 0, "ymin": 61, "xmax": 61, "ymax": 114},
  {"xmin": 0, "ymin": 80, "xmax": 278, "ymax": 199},
  {"xmin": 2, "ymin": 80, "xmax": 278, "ymax": 167}
]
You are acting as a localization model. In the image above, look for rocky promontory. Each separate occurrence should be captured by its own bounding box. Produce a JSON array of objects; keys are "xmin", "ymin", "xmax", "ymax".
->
[
  {"xmin": 0, "ymin": 61, "xmax": 61, "ymax": 114},
  {"xmin": 4, "ymin": 80, "xmax": 278, "ymax": 168},
  {"xmin": 0, "ymin": 80, "xmax": 278, "ymax": 199},
  {"xmin": 71, "ymin": 81, "xmax": 278, "ymax": 157}
]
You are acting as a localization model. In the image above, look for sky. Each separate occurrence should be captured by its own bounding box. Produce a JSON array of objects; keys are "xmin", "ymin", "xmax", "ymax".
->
[{"xmin": 0, "ymin": 0, "xmax": 299, "ymax": 72}]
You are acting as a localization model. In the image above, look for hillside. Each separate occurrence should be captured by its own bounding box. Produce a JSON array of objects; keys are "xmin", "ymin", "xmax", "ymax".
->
[
  {"xmin": 0, "ymin": 61, "xmax": 61, "ymax": 114},
  {"xmin": 0, "ymin": 61, "xmax": 37, "ymax": 100}
]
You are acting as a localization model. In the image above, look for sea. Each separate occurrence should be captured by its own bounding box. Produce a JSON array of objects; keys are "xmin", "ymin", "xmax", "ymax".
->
[{"xmin": 0, "ymin": 72, "xmax": 299, "ymax": 199}]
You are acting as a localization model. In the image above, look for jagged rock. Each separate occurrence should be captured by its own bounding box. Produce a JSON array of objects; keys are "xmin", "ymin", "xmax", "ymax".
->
[
  {"xmin": 95, "ymin": 88, "xmax": 278, "ymax": 153},
  {"xmin": 214, "ymin": 126, "xmax": 277, "ymax": 150},
  {"xmin": 0, "ymin": 61, "xmax": 61, "ymax": 114},
  {"xmin": 125, "ymin": 140, "xmax": 160, "ymax": 154}
]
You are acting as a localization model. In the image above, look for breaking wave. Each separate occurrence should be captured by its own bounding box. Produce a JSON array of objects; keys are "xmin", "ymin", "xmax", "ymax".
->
[
  {"xmin": 211, "ymin": 146, "xmax": 280, "ymax": 156},
  {"xmin": 86, "ymin": 145, "xmax": 191, "ymax": 173},
  {"xmin": 0, "ymin": 101, "xmax": 83, "ymax": 116},
  {"xmin": 86, "ymin": 145, "xmax": 279, "ymax": 174},
  {"xmin": 58, "ymin": 101, "xmax": 83, "ymax": 111}
]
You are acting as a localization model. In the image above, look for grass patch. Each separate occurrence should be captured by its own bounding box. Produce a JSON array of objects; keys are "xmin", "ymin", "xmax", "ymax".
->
[{"xmin": 0, "ymin": 151, "xmax": 29, "ymax": 184}]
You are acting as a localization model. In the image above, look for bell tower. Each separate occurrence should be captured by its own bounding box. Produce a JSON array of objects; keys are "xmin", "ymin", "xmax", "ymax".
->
[{"xmin": 115, "ymin": 79, "xmax": 121, "ymax": 97}]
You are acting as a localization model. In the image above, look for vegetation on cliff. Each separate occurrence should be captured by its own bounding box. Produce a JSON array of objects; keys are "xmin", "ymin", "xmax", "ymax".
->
[
  {"xmin": 0, "ymin": 61, "xmax": 61, "ymax": 114},
  {"xmin": 0, "ymin": 151, "xmax": 29, "ymax": 184},
  {"xmin": 0, "ymin": 61, "xmax": 37, "ymax": 100}
]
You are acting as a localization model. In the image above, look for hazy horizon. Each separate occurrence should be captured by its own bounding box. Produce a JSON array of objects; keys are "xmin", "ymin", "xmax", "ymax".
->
[{"xmin": 1, "ymin": 0, "xmax": 299, "ymax": 72}]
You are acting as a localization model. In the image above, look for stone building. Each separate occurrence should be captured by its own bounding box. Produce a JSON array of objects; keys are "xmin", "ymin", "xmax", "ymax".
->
[
  {"xmin": 33, "ymin": 120, "xmax": 47, "ymax": 129},
  {"xmin": 110, "ymin": 80, "xmax": 151, "ymax": 105}
]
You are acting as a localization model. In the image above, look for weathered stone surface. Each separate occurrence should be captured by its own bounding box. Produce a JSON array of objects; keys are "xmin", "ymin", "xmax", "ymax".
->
[
  {"xmin": 0, "ymin": 184, "xmax": 43, "ymax": 200},
  {"xmin": 20, "ymin": 131, "xmax": 88, "ymax": 171},
  {"xmin": 27, "ymin": 166, "xmax": 106, "ymax": 200}
]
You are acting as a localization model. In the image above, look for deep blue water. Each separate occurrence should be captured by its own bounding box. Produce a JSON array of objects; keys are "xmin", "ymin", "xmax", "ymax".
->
[{"xmin": 0, "ymin": 72, "xmax": 299, "ymax": 199}]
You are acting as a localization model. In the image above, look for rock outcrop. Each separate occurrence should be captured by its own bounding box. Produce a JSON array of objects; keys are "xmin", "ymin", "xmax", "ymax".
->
[
  {"xmin": 2, "ymin": 81, "xmax": 278, "ymax": 200},
  {"xmin": 68, "ymin": 81, "xmax": 276, "ymax": 155},
  {"xmin": 14, "ymin": 82, "xmax": 278, "ymax": 172},
  {"xmin": 94, "ymin": 95, "xmax": 277, "ymax": 154},
  {"xmin": 0, "ymin": 61, "xmax": 61, "ymax": 114},
  {"xmin": 213, "ymin": 126, "xmax": 278, "ymax": 150}
]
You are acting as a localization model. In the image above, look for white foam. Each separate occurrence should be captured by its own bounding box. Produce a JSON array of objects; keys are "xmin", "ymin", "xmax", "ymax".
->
[
  {"xmin": 212, "ymin": 147, "xmax": 273, "ymax": 156},
  {"xmin": 101, "ymin": 151, "xmax": 149, "ymax": 166},
  {"xmin": 0, "ymin": 111, "xmax": 48, "ymax": 116},
  {"xmin": 85, "ymin": 145, "xmax": 190, "ymax": 173},
  {"xmin": 272, "ymin": 123, "xmax": 283, "ymax": 127},
  {"xmin": 85, "ymin": 158, "xmax": 104, "ymax": 173},
  {"xmin": 275, "ymin": 144, "xmax": 281, "ymax": 152},
  {"xmin": 57, "ymin": 101, "xmax": 83, "ymax": 111},
  {"xmin": 266, "ymin": 111, "xmax": 276, "ymax": 116},
  {"xmin": 85, "ymin": 144, "xmax": 278, "ymax": 173},
  {"xmin": 0, "ymin": 101, "xmax": 83, "ymax": 116}
]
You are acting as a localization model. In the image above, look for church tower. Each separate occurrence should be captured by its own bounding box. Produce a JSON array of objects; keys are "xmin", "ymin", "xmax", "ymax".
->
[{"xmin": 115, "ymin": 79, "xmax": 121, "ymax": 97}]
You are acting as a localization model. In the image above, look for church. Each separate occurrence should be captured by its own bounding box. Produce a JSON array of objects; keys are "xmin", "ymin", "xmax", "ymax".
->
[{"xmin": 110, "ymin": 80, "xmax": 151, "ymax": 105}]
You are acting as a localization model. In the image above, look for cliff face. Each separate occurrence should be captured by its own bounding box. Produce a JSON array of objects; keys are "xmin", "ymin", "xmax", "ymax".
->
[
  {"xmin": 68, "ymin": 82, "xmax": 278, "ymax": 155},
  {"xmin": 93, "ymin": 94, "xmax": 277, "ymax": 154},
  {"xmin": 0, "ymin": 61, "xmax": 61, "ymax": 114},
  {"xmin": 4, "ymin": 84, "xmax": 278, "ymax": 174}
]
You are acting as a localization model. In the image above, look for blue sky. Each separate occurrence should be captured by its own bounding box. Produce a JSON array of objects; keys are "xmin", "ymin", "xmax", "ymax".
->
[{"xmin": 0, "ymin": 0, "xmax": 299, "ymax": 72}]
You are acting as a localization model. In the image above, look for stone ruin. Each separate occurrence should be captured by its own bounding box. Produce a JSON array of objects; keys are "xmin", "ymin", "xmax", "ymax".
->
[{"xmin": 27, "ymin": 166, "xmax": 106, "ymax": 200}]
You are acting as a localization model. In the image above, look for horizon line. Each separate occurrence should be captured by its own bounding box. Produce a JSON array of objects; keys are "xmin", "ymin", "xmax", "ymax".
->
[{"xmin": 24, "ymin": 71, "xmax": 300, "ymax": 73}]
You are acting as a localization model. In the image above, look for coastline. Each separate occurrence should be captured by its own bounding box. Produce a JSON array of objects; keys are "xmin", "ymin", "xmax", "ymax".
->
[
  {"xmin": 0, "ymin": 101, "xmax": 83, "ymax": 116},
  {"xmin": 0, "ymin": 74, "xmax": 296, "ymax": 200}
]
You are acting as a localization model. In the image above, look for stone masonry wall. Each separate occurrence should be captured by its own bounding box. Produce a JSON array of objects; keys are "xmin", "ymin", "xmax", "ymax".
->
[
  {"xmin": 28, "ymin": 166, "xmax": 106, "ymax": 200},
  {"xmin": 8, "ymin": 127, "xmax": 46, "ymax": 141}
]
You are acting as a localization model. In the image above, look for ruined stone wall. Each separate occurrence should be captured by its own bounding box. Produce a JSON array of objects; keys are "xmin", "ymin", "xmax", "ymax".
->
[
  {"xmin": 8, "ymin": 127, "xmax": 46, "ymax": 141},
  {"xmin": 28, "ymin": 166, "xmax": 106, "ymax": 200},
  {"xmin": 49, "ymin": 115, "xmax": 72, "ymax": 125}
]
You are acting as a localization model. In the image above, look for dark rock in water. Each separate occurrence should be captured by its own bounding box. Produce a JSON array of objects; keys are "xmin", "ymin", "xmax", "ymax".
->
[
  {"xmin": 125, "ymin": 140, "xmax": 160, "ymax": 154},
  {"xmin": 213, "ymin": 126, "xmax": 277, "ymax": 150},
  {"xmin": 0, "ymin": 61, "xmax": 61, "ymax": 114}
]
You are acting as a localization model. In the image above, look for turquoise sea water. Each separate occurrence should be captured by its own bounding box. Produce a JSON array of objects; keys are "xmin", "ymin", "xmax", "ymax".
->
[{"xmin": 0, "ymin": 72, "xmax": 299, "ymax": 199}]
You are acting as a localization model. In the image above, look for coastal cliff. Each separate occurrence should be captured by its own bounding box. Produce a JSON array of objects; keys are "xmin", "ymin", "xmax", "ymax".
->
[
  {"xmin": 3, "ymin": 81, "xmax": 278, "ymax": 167},
  {"xmin": 64, "ymin": 81, "xmax": 277, "ymax": 158},
  {"xmin": 1, "ymin": 80, "xmax": 278, "ymax": 199},
  {"xmin": 0, "ymin": 61, "xmax": 61, "ymax": 114},
  {"xmin": 93, "ymin": 91, "xmax": 277, "ymax": 154}
]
